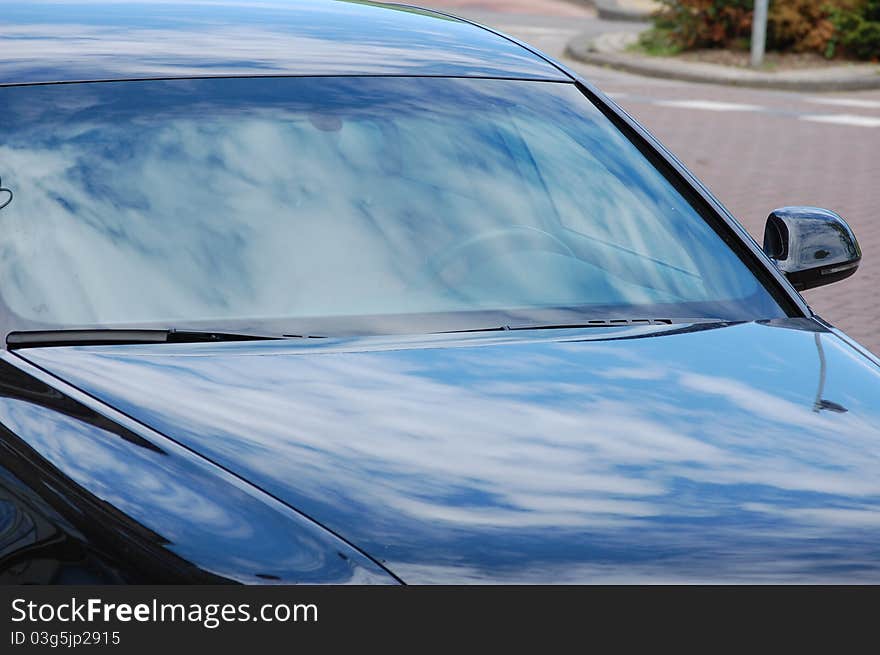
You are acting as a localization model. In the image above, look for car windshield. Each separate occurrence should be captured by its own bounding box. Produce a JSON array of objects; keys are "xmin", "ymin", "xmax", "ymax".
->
[{"xmin": 0, "ymin": 77, "xmax": 787, "ymax": 337}]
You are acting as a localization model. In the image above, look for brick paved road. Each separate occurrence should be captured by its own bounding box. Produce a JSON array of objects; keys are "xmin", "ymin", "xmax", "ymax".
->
[
  {"xmin": 421, "ymin": 0, "xmax": 880, "ymax": 355},
  {"xmin": 417, "ymin": 0, "xmax": 593, "ymax": 16}
]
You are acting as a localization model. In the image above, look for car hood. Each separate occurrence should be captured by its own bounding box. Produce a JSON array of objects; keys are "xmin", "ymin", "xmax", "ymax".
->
[{"xmin": 17, "ymin": 319, "xmax": 880, "ymax": 583}]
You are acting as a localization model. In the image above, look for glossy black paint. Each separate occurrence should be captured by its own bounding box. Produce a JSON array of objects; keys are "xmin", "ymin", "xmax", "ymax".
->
[
  {"xmin": 13, "ymin": 320, "xmax": 880, "ymax": 583},
  {"xmin": 0, "ymin": 354, "xmax": 397, "ymax": 584},
  {"xmin": 0, "ymin": 0, "xmax": 566, "ymax": 85},
  {"xmin": 763, "ymin": 207, "xmax": 862, "ymax": 291},
  {"xmin": 1, "ymin": 0, "xmax": 874, "ymax": 584},
  {"xmin": 0, "ymin": 461, "xmax": 129, "ymax": 584}
]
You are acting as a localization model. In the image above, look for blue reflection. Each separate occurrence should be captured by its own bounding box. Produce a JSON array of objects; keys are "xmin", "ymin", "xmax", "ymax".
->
[
  {"xmin": 0, "ymin": 77, "xmax": 784, "ymax": 337},
  {"xmin": 21, "ymin": 319, "xmax": 880, "ymax": 582},
  {"xmin": 0, "ymin": 0, "xmax": 564, "ymax": 84},
  {"xmin": 0, "ymin": 362, "xmax": 394, "ymax": 583}
]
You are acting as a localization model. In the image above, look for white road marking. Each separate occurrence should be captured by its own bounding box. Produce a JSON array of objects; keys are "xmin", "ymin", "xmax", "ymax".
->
[
  {"xmin": 496, "ymin": 25, "xmax": 578, "ymax": 36},
  {"xmin": 605, "ymin": 93, "xmax": 880, "ymax": 128},
  {"xmin": 653, "ymin": 99, "xmax": 764, "ymax": 112},
  {"xmin": 800, "ymin": 113, "xmax": 880, "ymax": 128},
  {"xmin": 806, "ymin": 97, "xmax": 880, "ymax": 109}
]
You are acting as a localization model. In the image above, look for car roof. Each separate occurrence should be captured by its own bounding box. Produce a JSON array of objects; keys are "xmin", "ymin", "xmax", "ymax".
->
[{"xmin": 0, "ymin": 0, "xmax": 570, "ymax": 86}]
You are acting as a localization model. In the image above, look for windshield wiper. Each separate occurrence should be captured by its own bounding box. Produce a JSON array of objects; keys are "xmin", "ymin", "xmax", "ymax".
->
[
  {"xmin": 439, "ymin": 318, "xmax": 726, "ymax": 334},
  {"xmin": 6, "ymin": 328, "xmax": 283, "ymax": 349}
]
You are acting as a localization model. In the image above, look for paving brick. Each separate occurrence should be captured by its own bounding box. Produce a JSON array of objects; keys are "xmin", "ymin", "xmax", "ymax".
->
[
  {"xmin": 616, "ymin": 102, "xmax": 880, "ymax": 355},
  {"xmin": 418, "ymin": 0, "xmax": 594, "ymax": 16}
]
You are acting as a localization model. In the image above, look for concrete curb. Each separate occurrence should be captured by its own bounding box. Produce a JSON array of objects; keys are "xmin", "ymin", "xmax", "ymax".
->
[
  {"xmin": 564, "ymin": 0, "xmax": 655, "ymax": 23},
  {"xmin": 594, "ymin": 0, "xmax": 656, "ymax": 23},
  {"xmin": 565, "ymin": 31, "xmax": 880, "ymax": 92}
]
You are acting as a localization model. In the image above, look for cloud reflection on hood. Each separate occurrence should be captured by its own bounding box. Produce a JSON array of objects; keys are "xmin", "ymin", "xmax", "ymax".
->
[
  {"xmin": 21, "ymin": 320, "xmax": 880, "ymax": 582},
  {"xmin": 0, "ymin": 362, "xmax": 394, "ymax": 583}
]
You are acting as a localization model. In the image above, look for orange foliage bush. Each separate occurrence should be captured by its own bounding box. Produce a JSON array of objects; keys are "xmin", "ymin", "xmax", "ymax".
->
[{"xmin": 654, "ymin": 0, "xmax": 877, "ymax": 59}]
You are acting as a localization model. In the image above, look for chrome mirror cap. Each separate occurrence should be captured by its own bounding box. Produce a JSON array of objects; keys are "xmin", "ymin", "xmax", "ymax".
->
[{"xmin": 762, "ymin": 206, "xmax": 861, "ymax": 291}]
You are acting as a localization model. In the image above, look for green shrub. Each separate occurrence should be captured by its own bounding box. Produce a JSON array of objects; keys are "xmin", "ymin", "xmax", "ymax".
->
[
  {"xmin": 830, "ymin": 1, "xmax": 880, "ymax": 59},
  {"xmin": 653, "ymin": 1, "xmax": 754, "ymax": 50},
  {"xmin": 634, "ymin": 27, "xmax": 683, "ymax": 55},
  {"xmin": 652, "ymin": 0, "xmax": 880, "ymax": 60}
]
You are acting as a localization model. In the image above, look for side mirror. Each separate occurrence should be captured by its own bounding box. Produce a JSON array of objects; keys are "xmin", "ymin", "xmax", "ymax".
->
[{"xmin": 762, "ymin": 206, "xmax": 861, "ymax": 291}]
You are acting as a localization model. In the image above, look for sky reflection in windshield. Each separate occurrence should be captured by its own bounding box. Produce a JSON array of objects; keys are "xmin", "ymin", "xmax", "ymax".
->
[{"xmin": 0, "ymin": 77, "xmax": 784, "ymax": 335}]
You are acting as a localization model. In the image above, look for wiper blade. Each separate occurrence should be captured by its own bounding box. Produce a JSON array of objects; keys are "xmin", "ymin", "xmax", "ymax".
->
[
  {"xmin": 508, "ymin": 318, "xmax": 725, "ymax": 330},
  {"xmin": 440, "ymin": 318, "xmax": 726, "ymax": 334},
  {"xmin": 7, "ymin": 328, "xmax": 283, "ymax": 349}
]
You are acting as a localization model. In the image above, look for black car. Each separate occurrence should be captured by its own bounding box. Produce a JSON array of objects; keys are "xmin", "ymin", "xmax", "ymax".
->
[{"xmin": 0, "ymin": 0, "xmax": 877, "ymax": 584}]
